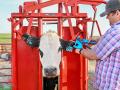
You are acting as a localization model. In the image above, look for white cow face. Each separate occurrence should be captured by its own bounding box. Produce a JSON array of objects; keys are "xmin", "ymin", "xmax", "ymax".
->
[{"xmin": 39, "ymin": 31, "xmax": 61, "ymax": 77}]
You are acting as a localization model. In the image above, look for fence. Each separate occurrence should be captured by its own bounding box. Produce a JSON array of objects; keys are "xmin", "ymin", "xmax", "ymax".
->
[{"xmin": 0, "ymin": 39, "xmax": 11, "ymax": 89}]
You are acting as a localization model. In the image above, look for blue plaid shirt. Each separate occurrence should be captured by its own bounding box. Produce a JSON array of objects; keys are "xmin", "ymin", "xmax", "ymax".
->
[{"xmin": 92, "ymin": 21, "xmax": 120, "ymax": 90}]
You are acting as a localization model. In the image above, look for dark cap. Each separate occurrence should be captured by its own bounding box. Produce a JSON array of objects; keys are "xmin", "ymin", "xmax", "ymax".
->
[{"xmin": 100, "ymin": 0, "xmax": 120, "ymax": 17}]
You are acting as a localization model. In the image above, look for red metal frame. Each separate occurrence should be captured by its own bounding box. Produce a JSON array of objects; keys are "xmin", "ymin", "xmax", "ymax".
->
[{"xmin": 10, "ymin": 0, "xmax": 105, "ymax": 90}]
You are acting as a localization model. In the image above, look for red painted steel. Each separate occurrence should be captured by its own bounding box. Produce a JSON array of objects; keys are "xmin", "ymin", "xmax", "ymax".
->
[
  {"xmin": 60, "ymin": 27, "xmax": 88, "ymax": 90},
  {"xmin": 12, "ymin": 18, "xmax": 18, "ymax": 90},
  {"xmin": 10, "ymin": 0, "xmax": 105, "ymax": 90},
  {"xmin": 12, "ymin": 26, "xmax": 42, "ymax": 90},
  {"xmin": 23, "ymin": 0, "xmax": 106, "ymax": 12}
]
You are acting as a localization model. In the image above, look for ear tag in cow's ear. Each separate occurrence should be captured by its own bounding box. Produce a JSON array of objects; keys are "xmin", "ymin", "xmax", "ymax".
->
[
  {"xmin": 58, "ymin": 46, "xmax": 62, "ymax": 52},
  {"xmin": 39, "ymin": 49, "xmax": 44, "ymax": 58}
]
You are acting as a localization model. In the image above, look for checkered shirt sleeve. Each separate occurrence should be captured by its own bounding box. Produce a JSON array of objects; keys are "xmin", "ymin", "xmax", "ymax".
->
[{"xmin": 93, "ymin": 29, "xmax": 120, "ymax": 60}]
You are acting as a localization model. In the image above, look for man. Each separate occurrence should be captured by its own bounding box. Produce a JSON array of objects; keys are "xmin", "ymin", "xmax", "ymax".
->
[{"xmin": 79, "ymin": 0, "xmax": 120, "ymax": 89}]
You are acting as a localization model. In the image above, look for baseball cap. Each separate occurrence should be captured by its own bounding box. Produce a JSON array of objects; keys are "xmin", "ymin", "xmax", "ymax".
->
[{"xmin": 100, "ymin": 0, "xmax": 120, "ymax": 17}]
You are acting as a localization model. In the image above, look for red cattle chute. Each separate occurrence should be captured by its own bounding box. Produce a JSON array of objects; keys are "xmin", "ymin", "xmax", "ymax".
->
[
  {"xmin": 10, "ymin": 0, "xmax": 105, "ymax": 90},
  {"xmin": 12, "ymin": 26, "xmax": 42, "ymax": 90},
  {"xmin": 60, "ymin": 27, "xmax": 88, "ymax": 90}
]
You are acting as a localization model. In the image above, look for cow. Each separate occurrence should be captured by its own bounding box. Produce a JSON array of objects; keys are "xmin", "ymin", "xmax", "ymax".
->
[
  {"xmin": 22, "ymin": 30, "xmax": 71, "ymax": 90},
  {"xmin": 39, "ymin": 31, "xmax": 61, "ymax": 90}
]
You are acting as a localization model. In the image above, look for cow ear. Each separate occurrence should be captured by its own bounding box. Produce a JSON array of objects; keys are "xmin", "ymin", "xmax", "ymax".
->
[
  {"xmin": 59, "ymin": 38, "xmax": 74, "ymax": 50},
  {"xmin": 39, "ymin": 49, "xmax": 44, "ymax": 58}
]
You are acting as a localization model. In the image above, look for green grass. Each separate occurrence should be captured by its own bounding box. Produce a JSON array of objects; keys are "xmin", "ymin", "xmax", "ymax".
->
[
  {"xmin": 0, "ymin": 85, "xmax": 11, "ymax": 90},
  {"xmin": 0, "ymin": 33, "xmax": 11, "ymax": 43}
]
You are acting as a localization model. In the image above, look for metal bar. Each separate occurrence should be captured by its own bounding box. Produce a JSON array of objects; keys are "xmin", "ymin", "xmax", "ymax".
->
[
  {"xmin": 37, "ymin": 1, "xmax": 43, "ymax": 89},
  {"xmin": 90, "ymin": 5, "xmax": 97, "ymax": 37},
  {"xmin": 13, "ymin": 18, "xmax": 24, "ymax": 28},
  {"xmin": 26, "ymin": 10, "xmax": 35, "ymax": 34},
  {"xmin": 80, "ymin": 53, "xmax": 84, "ymax": 90},
  {"xmin": 0, "ymin": 81, "xmax": 11, "ymax": 83},
  {"xmin": 83, "ymin": 21, "xmax": 88, "ymax": 90},
  {"xmin": 42, "ymin": 18, "xmax": 58, "ymax": 21},
  {"xmin": 11, "ymin": 18, "xmax": 18, "ymax": 90},
  {"xmin": 78, "ymin": 0, "xmax": 106, "ymax": 5},
  {"xmin": 0, "ymin": 68, "xmax": 11, "ymax": 70},
  {"xmin": 63, "ymin": 3, "xmax": 75, "ymax": 39},
  {"xmin": 95, "ymin": 20, "xmax": 102, "ymax": 36},
  {"xmin": 38, "ymin": 0, "xmax": 42, "ymax": 36},
  {"xmin": 19, "ymin": 5, "xmax": 23, "ymax": 28},
  {"xmin": 24, "ymin": 0, "xmax": 66, "ymax": 12},
  {"xmin": 26, "ymin": 17, "xmax": 33, "ymax": 34},
  {"xmin": 58, "ymin": 3, "xmax": 63, "ymax": 37},
  {"xmin": 24, "ymin": 0, "xmax": 105, "ymax": 12},
  {"xmin": 42, "ymin": 17, "xmax": 59, "ymax": 21},
  {"xmin": 12, "ymin": 13, "xmax": 87, "ymax": 18},
  {"xmin": 0, "ymin": 75, "xmax": 11, "ymax": 77}
]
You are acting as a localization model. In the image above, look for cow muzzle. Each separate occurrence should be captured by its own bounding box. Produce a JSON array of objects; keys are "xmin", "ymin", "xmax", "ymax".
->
[{"xmin": 44, "ymin": 66, "xmax": 57, "ymax": 78}]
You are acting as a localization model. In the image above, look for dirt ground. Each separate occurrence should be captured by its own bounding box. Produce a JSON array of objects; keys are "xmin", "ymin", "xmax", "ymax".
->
[{"xmin": 88, "ymin": 60, "xmax": 96, "ymax": 90}]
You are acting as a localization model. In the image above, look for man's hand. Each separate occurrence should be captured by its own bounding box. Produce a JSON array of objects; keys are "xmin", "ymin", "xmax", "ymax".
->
[
  {"xmin": 89, "ymin": 36, "xmax": 101, "ymax": 43},
  {"xmin": 75, "ymin": 48, "xmax": 99, "ymax": 60}
]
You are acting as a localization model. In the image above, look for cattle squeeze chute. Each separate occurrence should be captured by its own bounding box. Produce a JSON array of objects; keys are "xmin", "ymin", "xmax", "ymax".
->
[{"xmin": 10, "ymin": 0, "xmax": 106, "ymax": 90}]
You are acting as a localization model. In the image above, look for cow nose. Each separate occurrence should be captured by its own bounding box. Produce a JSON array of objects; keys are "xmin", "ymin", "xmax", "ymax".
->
[{"xmin": 44, "ymin": 66, "xmax": 57, "ymax": 77}]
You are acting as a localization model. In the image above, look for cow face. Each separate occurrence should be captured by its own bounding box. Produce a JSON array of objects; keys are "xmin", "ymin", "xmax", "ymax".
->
[{"xmin": 39, "ymin": 31, "xmax": 61, "ymax": 78}]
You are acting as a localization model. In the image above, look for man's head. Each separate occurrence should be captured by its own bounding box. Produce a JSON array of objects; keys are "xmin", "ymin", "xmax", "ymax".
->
[{"xmin": 100, "ymin": 0, "xmax": 120, "ymax": 25}]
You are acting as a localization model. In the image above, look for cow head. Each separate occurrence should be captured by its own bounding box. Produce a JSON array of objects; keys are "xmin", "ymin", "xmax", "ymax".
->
[{"xmin": 39, "ymin": 31, "xmax": 61, "ymax": 78}]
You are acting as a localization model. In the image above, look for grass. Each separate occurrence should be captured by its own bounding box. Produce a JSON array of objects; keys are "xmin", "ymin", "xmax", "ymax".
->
[
  {"xmin": 0, "ymin": 33, "xmax": 11, "ymax": 43},
  {"xmin": 0, "ymin": 85, "xmax": 11, "ymax": 90}
]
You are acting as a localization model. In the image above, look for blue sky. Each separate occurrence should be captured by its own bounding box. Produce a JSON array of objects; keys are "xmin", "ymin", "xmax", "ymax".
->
[{"xmin": 0, "ymin": 0, "xmax": 109, "ymax": 36}]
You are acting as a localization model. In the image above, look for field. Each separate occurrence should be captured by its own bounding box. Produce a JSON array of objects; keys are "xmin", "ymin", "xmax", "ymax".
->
[
  {"xmin": 0, "ymin": 85, "xmax": 11, "ymax": 90},
  {"xmin": 0, "ymin": 33, "xmax": 96, "ymax": 90},
  {"xmin": 0, "ymin": 33, "xmax": 11, "ymax": 43}
]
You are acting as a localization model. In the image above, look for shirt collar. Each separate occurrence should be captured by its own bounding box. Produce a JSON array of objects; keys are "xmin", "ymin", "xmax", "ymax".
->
[{"xmin": 111, "ymin": 21, "xmax": 120, "ymax": 27}]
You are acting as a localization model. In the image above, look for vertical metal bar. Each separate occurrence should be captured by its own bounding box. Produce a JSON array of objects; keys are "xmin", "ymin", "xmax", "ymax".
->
[
  {"xmin": 83, "ymin": 21, "xmax": 88, "ymax": 90},
  {"xmin": 19, "ymin": 5, "xmax": 23, "ymax": 27},
  {"xmin": 37, "ymin": 1, "xmax": 43, "ymax": 90},
  {"xmin": 18, "ymin": 6, "xmax": 23, "ymax": 39},
  {"xmin": 26, "ymin": 17, "xmax": 33, "ymax": 34},
  {"xmin": 71, "ymin": 3, "xmax": 77, "ymax": 16},
  {"xmin": 63, "ymin": 3, "xmax": 75, "ymax": 40},
  {"xmin": 38, "ymin": 0, "xmax": 42, "ymax": 36},
  {"xmin": 58, "ymin": 3, "xmax": 63, "ymax": 90},
  {"xmin": 76, "ymin": 5, "xmax": 84, "ymax": 90},
  {"xmin": 11, "ymin": 18, "xmax": 17, "ymax": 90},
  {"xmin": 90, "ymin": 5, "xmax": 97, "ymax": 38},
  {"xmin": 26, "ymin": 10, "xmax": 35, "ymax": 34},
  {"xmin": 95, "ymin": 21, "xmax": 102, "ymax": 36},
  {"xmin": 80, "ymin": 55, "xmax": 83, "ymax": 90},
  {"xmin": 58, "ymin": 3, "xmax": 63, "ymax": 38}
]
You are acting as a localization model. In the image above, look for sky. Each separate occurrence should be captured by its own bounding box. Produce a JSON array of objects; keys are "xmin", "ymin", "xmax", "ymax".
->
[{"xmin": 0, "ymin": 0, "xmax": 109, "ymax": 36}]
